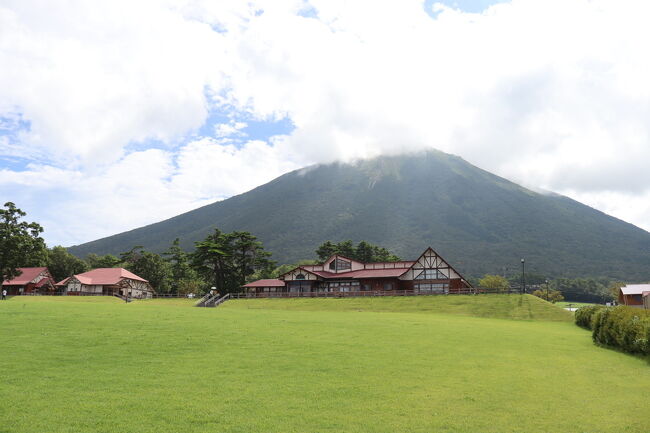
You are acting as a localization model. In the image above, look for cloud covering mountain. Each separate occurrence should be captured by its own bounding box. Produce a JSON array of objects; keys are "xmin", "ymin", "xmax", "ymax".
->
[{"xmin": 1, "ymin": 0, "xmax": 650, "ymax": 245}]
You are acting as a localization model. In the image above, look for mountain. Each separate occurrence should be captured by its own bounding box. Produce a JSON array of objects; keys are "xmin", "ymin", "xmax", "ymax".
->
[{"xmin": 67, "ymin": 150, "xmax": 650, "ymax": 281}]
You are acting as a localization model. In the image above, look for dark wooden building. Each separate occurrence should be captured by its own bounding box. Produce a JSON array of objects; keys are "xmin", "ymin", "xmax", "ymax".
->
[{"xmin": 243, "ymin": 247, "xmax": 472, "ymax": 295}]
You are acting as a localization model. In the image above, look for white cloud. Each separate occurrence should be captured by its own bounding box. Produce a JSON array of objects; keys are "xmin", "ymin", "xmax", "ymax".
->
[{"xmin": 2, "ymin": 0, "xmax": 650, "ymax": 245}]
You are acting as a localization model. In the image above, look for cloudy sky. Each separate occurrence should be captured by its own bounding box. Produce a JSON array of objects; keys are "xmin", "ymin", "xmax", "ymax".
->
[{"xmin": 1, "ymin": 0, "xmax": 650, "ymax": 247}]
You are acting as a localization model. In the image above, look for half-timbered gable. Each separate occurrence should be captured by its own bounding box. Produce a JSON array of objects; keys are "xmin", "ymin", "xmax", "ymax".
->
[
  {"xmin": 2, "ymin": 267, "xmax": 57, "ymax": 295},
  {"xmin": 61, "ymin": 268, "xmax": 155, "ymax": 298},
  {"xmin": 399, "ymin": 248, "xmax": 470, "ymax": 293}
]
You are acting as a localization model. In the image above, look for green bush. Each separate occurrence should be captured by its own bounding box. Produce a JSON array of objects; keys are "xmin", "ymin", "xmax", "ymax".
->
[
  {"xmin": 575, "ymin": 305, "xmax": 605, "ymax": 330},
  {"xmin": 591, "ymin": 306, "xmax": 650, "ymax": 355}
]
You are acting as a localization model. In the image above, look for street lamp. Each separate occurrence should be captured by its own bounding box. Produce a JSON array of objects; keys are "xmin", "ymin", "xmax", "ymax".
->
[{"xmin": 521, "ymin": 258, "xmax": 526, "ymax": 294}]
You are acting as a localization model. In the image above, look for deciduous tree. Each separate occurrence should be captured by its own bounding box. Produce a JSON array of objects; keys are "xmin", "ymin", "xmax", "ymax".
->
[
  {"xmin": 0, "ymin": 202, "xmax": 47, "ymax": 283},
  {"xmin": 47, "ymin": 246, "xmax": 89, "ymax": 282}
]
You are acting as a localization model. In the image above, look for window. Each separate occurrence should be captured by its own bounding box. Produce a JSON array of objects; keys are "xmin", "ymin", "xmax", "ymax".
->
[
  {"xmin": 329, "ymin": 258, "xmax": 351, "ymax": 271},
  {"xmin": 296, "ymin": 274, "xmax": 306, "ymax": 280},
  {"xmin": 414, "ymin": 283, "xmax": 449, "ymax": 294},
  {"xmin": 415, "ymin": 269, "xmax": 448, "ymax": 280},
  {"xmin": 336, "ymin": 258, "xmax": 351, "ymax": 271}
]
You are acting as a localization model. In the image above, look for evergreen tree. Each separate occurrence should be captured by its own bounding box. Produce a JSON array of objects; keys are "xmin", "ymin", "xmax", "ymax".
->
[{"xmin": 120, "ymin": 247, "xmax": 172, "ymax": 292}]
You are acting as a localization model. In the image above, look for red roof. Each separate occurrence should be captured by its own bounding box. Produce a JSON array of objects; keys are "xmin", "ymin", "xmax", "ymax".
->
[
  {"xmin": 3, "ymin": 267, "xmax": 49, "ymax": 285},
  {"xmin": 306, "ymin": 267, "xmax": 409, "ymax": 279},
  {"xmin": 243, "ymin": 279, "xmax": 286, "ymax": 288},
  {"xmin": 69, "ymin": 268, "xmax": 148, "ymax": 285}
]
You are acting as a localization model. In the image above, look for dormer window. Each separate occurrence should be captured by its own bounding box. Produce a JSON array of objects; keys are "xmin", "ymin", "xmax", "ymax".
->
[{"xmin": 329, "ymin": 257, "xmax": 351, "ymax": 272}]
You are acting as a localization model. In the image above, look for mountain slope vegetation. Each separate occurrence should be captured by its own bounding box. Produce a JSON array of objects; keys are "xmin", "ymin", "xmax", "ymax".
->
[{"xmin": 68, "ymin": 150, "xmax": 650, "ymax": 280}]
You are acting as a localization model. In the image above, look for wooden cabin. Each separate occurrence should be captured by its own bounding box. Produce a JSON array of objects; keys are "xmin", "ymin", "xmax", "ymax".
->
[
  {"xmin": 58, "ymin": 268, "xmax": 155, "ymax": 298},
  {"xmin": 242, "ymin": 247, "xmax": 472, "ymax": 295},
  {"xmin": 2, "ymin": 267, "xmax": 56, "ymax": 295},
  {"xmin": 618, "ymin": 284, "xmax": 649, "ymax": 308}
]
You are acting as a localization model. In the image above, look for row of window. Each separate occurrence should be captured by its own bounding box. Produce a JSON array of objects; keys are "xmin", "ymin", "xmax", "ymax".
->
[{"xmin": 414, "ymin": 283, "xmax": 449, "ymax": 294}]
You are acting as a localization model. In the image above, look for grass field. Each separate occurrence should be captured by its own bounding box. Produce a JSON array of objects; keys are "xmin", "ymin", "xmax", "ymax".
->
[{"xmin": 1, "ymin": 295, "xmax": 648, "ymax": 433}]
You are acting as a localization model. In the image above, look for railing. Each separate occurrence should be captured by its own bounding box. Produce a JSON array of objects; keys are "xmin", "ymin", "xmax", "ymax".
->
[
  {"xmin": 229, "ymin": 287, "xmax": 524, "ymax": 299},
  {"xmin": 212, "ymin": 293, "xmax": 230, "ymax": 307}
]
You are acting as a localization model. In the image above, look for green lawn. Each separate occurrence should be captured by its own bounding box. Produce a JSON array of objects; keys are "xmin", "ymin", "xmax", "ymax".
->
[{"xmin": 0, "ymin": 295, "xmax": 647, "ymax": 433}]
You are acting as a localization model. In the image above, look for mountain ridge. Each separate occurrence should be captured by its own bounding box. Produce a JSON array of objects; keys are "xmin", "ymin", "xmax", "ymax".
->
[{"xmin": 67, "ymin": 150, "xmax": 650, "ymax": 281}]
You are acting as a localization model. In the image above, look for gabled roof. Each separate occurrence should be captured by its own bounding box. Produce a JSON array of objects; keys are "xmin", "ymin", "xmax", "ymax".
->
[
  {"xmin": 243, "ymin": 279, "xmax": 285, "ymax": 288},
  {"xmin": 309, "ymin": 268, "xmax": 409, "ymax": 279},
  {"xmin": 409, "ymin": 247, "xmax": 473, "ymax": 288},
  {"xmin": 67, "ymin": 268, "xmax": 148, "ymax": 285},
  {"xmin": 620, "ymin": 284, "xmax": 650, "ymax": 295},
  {"xmin": 3, "ymin": 267, "xmax": 50, "ymax": 285}
]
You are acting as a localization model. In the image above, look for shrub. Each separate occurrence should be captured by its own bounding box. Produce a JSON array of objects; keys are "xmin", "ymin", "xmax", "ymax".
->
[
  {"xmin": 575, "ymin": 305, "xmax": 605, "ymax": 330},
  {"xmin": 591, "ymin": 306, "xmax": 650, "ymax": 355}
]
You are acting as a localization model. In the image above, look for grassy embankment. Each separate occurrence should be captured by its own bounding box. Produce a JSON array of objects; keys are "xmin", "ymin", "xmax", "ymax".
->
[{"xmin": 1, "ymin": 295, "xmax": 647, "ymax": 433}]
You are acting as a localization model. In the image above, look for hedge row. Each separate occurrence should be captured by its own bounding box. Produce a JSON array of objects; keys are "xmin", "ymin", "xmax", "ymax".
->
[
  {"xmin": 575, "ymin": 305, "xmax": 650, "ymax": 355},
  {"xmin": 574, "ymin": 305, "xmax": 605, "ymax": 329}
]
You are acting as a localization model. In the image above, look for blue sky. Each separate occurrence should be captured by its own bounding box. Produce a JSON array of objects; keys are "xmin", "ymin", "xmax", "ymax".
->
[{"xmin": 2, "ymin": 0, "xmax": 650, "ymax": 248}]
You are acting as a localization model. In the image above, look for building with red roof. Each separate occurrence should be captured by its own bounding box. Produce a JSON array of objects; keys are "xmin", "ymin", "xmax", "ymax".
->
[
  {"xmin": 59, "ymin": 268, "xmax": 155, "ymax": 298},
  {"xmin": 618, "ymin": 284, "xmax": 650, "ymax": 308},
  {"xmin": 2, "ymin": 267, "xmax": 56, "ymax": 295},
  {"xmin": 242, "ymin": 247, "xmax": 472, "ymax": 296}
]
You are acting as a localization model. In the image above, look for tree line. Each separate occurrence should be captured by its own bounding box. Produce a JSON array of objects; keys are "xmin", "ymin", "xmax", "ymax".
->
[{"xmin": 1, "ymin": 202, "xmax": 403, "ymax": 295}]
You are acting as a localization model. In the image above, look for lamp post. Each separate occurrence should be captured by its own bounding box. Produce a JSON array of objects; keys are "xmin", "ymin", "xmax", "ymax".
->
[{"xmin": 521, "ymin": 258, "xmax": 526, "ymax": 294}]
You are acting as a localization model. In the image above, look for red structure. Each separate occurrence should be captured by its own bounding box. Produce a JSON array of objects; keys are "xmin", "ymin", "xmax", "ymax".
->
[
  {"xmin": 618, "ymin": 284, "xmax": 649, "ymax": 308},
  {"xmin": 58, "ymin": 268, "xmax": 155, "ymax": 298},
  {"xmin": 242, "ymin": 247, "xmax": 472, "ymax": 295},
  {"xmin": 2, "ymin": 267, "xmax": 56, "ymax": 295}
]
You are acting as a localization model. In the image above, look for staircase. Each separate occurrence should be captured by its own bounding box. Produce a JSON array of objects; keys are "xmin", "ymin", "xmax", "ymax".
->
[
  {"xmin": 114, "ymin": 293, "xmax": 133, "ymax": 302},
  {"xmin": 194, "ymin": 292, "xmax": 230, "ymax": 307}
]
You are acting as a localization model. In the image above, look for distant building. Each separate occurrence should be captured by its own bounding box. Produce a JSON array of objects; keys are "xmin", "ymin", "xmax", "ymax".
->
[
  {"xmin": 242, "ymin": 247, "xmax": 472, "ymax": 295},
  {"xmin": 643, "ymin": 291, "xmax": 649, "ymax": 310},
  {"xmin": 618, "ymin": 284, "xmax": 649, "ymax": 308},
  {"xmin": 2, "ymin": 267, "xmax": 56, "ymax": 295},
  {"xmin": 58, "ymin": 268, "xmax": 155, "ymax": 298}
]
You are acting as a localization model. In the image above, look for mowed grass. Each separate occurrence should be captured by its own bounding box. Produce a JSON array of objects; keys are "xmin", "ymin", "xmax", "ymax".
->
[
  {"xmin": 224, "ymin": 294, "xmax": 573, "ymax": 321},
  {"xmin": 0, "ymin": 295, "xmax": 647, "ymax": 433}
]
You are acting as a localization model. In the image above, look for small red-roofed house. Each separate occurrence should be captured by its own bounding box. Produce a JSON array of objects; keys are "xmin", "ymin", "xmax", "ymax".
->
[
  {"xmin": 242, "ymin": 279, "xmax": 286, "ymax": 294},
  {"xmin": 618, "ymin": 284, "xmax": 649, "ymax": 308},
  {"xmin": 2, "ymin": 267, "xmax": 56, "ymax": 295},
  {"xmin": 59, "ymin": 268, "xmax": 155, "ymax": 298}
]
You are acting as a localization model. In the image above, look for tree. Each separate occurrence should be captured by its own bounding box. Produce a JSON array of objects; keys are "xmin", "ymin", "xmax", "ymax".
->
[
  {"xmin": 120, "ymin": 247, "xmax": 172, "ymax": 293},
  {"xmin": 47, "ymin": 246, "xmax": 89, "ymax": 282},
  {"xmin": 315, "ymin": 240, "xmax": 401, "ymax": 263},
  {"xmin": 230, "ymin": 231, "xmax": 275, "ymax": 286},
  {"xmin": 0, "ymin": 202, "xmax": 47, "ymax": 283},
  {"xmin": 191, "ymin": 229, "xmax": 232, "ymax": 293},
  {"xmin": 86, "ymin": 253, "xmax": 121, "ymax": 269},
  {"xmin": 478, "ymin": 274, "xmax": 510, "ymax": 292},
  {"xmin": 191, "ymin": 229, "xmax": 275, "ymax": 293},
  {"xmin": 316, "ymin": 241, "xmax": 338, "ymax": 262},
  {"xmin": 532, "ymin": 288, "xmax": 564, "ymax": 303},
  {"xmin": 163, "ymin": 238, "xmax": 203, "ymax": 294}
]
